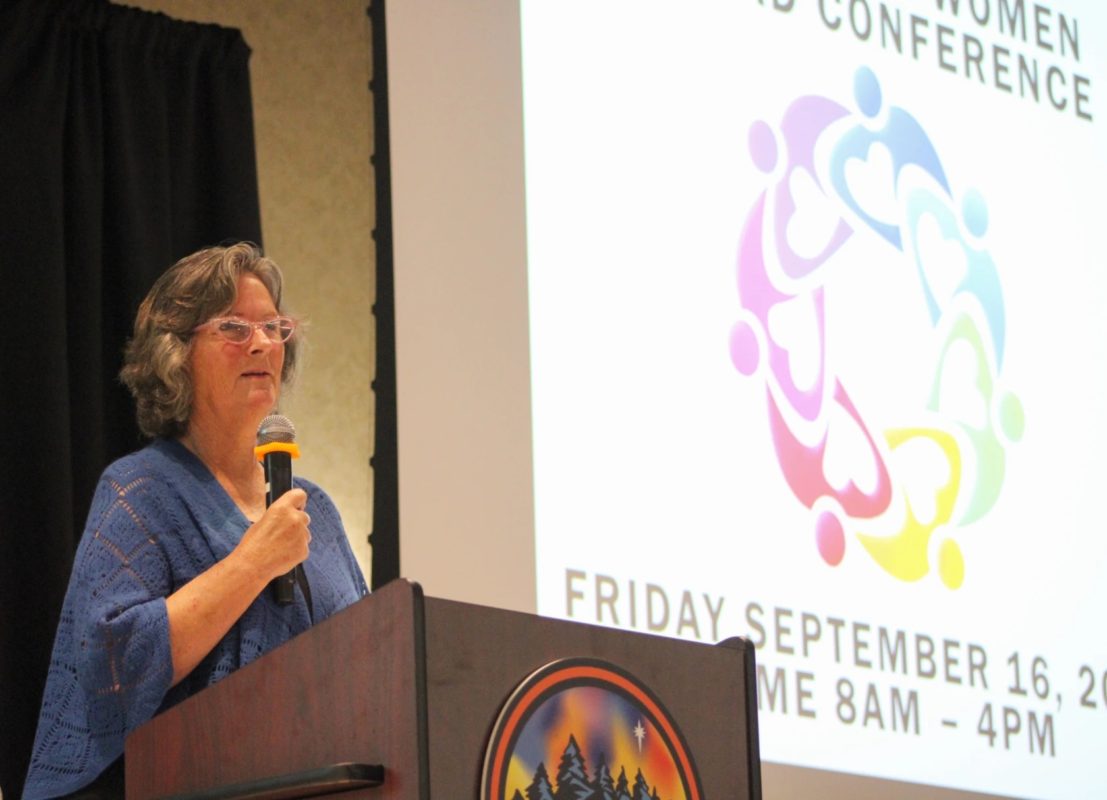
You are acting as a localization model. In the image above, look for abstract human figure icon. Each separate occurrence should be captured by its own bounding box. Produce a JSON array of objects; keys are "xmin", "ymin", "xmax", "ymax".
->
[{"xmin": 828, "ymin": 66, "xmax": 949, "ymax": 249}]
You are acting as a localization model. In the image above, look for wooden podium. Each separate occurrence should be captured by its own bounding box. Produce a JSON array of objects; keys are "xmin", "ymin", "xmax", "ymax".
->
[{"xmin": 125, "ymin": 580, "xmax": 761, "ymax": 799}]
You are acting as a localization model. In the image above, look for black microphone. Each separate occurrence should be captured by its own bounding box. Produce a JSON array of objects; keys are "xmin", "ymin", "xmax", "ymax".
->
[{"xmin": 255, "ymin": 414, "xmax": 301, "ymax": 605}]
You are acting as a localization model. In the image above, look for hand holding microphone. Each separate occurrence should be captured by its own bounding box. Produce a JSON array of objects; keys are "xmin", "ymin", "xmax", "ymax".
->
[
  {"xmin": 240, "ymin": 489, "xmax": 311, "ymax": 584},
  {"xmin": 253, "ymin": 414, "xmax": 306, "ymax": 605}
]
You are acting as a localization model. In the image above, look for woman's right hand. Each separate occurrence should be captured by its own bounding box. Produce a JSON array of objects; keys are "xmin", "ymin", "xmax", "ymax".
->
[
  {"xmin": 166, "ymin": 487, "xmax": 312, "ymax": 687},
  {"xmin": 235, "ymin": 488, "xmax": 312, "ymax": 581}
]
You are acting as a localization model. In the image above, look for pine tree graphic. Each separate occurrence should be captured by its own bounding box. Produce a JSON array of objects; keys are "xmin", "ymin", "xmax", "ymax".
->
[
  {"xmin": 554, "ymin": 734, "xmax": 593, "ymax": 799},
  {"xmin": 614, "ymin": 766, "xmax": 632, "ymax": 800},
  {"xmin": 630, "ymin": 768, "xmax": 652, "ymax": 800},
  {"xmin": 592, "ymin": 754, "xmax": 616, "ymax": 800},
  {"xmin": 514, "ymin": 736, "xmax": 672, "ymax": 800},
  {"xmin": 526, "ymin": 762, "xmax": 556, "ymax": 800}
]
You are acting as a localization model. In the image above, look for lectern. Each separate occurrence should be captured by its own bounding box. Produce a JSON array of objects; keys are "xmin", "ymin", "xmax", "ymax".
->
[{"xmin": 126, "ymin": 580, "xmax": 761, "ymax": 799}]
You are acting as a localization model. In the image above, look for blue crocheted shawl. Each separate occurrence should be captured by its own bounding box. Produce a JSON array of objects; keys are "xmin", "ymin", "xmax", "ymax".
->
[{"xmin": 24, "ymin": 439, "xmax": 368, "ymax": 799}]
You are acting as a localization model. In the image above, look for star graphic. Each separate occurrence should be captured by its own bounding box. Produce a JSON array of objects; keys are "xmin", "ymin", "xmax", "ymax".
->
[{"xmin": 633, "ymin": 719, "xmax": 646, "ymax": 752}]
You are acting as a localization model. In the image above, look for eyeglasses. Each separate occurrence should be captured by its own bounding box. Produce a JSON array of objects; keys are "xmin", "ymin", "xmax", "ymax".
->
[{"xmin": 194, "ymin": 316, "xmax": 297, "ymax": 344}]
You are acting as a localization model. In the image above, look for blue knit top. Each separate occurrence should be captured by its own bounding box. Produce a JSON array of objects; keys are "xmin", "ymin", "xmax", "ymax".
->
[{"xmin": 23, "ymin": 439, "xmax": 369, "ymax": 799}]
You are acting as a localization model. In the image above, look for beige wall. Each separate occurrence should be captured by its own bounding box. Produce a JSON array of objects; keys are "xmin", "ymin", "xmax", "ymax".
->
[{"xmin": 118, "ymin": 0, "xmax": 376, "ymax": 577}]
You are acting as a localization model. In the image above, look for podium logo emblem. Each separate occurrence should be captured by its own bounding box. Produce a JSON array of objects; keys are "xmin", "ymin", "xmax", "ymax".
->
[{"xmin": 481, "ymin": 657, "xmax": 702, "ymax": 800}]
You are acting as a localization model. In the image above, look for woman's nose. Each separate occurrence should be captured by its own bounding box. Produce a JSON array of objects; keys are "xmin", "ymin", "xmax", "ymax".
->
[{"xmin": 247, "ymin": 325, "xmax": 276, "ymax": 353}]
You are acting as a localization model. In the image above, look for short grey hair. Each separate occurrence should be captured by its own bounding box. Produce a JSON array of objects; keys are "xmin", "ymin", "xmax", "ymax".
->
[{"xmin": 120, "ymin": 242, "xmax": 300, "ymax": 439}]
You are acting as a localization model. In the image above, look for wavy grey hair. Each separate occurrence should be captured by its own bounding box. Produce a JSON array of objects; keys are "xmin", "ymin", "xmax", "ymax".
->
[{"xmin": 120, "ymin": 242, "xmax": 300, "ymax": 439}]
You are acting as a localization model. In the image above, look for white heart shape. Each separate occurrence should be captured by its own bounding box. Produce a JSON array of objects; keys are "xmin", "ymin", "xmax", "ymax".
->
[
  {"xmin": 914, "ymin": 214, "xmax": 970, "ymax": 312},
  {"xmin": 890, "ymin": 434, "xmax": 952, "ymax": 526},
  {"xmin": 936, "ymin": 336, "xmax": 989, "ymax": 430},
  {"xmin": 843, "ymin": 140, "xmax": 898, "ymax": 228},
  {"xmin": 785, "ymin": 167, "xmax": 843, "ymax": 260},
  {"xmin": 766, "ymin": 293, "xmax": 821, "ymax": 393},
  {"xmin": 822, "ymin": 399, "xmax": 879, "ymax": 495}
]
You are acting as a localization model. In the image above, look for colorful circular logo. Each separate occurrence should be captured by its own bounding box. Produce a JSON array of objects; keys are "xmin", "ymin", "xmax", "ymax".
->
[
  {"xmin": 730, "ymin": 66, "xmax": 1023, "ymax": 589},
  {"xmin": 481, "ymin": 658, "xmax": 702, "ymax": 800}
]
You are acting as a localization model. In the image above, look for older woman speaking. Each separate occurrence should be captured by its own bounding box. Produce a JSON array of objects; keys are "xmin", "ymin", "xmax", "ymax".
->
[{"xmin": 24, "ymin": 243, "xmax": 367, "ymax": 799}]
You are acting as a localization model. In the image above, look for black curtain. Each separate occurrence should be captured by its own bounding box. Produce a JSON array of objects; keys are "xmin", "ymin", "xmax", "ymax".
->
[{"xmin": 0, "ymin": 0, "xmax": 262, "ymax": 794}]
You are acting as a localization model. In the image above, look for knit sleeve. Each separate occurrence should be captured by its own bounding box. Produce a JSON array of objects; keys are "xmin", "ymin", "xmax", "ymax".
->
[
  {"xmin": 298, "ymin": 480, "xmax": 369, "ymax": 614},
  {"xmin": 25, "ymin": 471, "xmax": 176, "ymax": 798},
  {"xmin": 73, "ymin": 472, "xmax": 176, "ymax": 730}
]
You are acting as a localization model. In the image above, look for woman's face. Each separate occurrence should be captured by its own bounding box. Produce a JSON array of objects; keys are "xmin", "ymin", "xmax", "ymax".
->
[{"xmin": 189, "ymin": 273, "xmax": 284, "ymax": 433}]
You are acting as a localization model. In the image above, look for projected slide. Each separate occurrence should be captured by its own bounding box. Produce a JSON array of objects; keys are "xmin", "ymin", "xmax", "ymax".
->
[{"xmin": 524, "ymin": 2, "xmax": 1106, "ymax": 798}]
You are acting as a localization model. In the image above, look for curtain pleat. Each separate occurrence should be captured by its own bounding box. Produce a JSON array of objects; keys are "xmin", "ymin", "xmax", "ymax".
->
[{"xmin": 0, "ymin": 2, "xmax": 263, "ymax": 794}]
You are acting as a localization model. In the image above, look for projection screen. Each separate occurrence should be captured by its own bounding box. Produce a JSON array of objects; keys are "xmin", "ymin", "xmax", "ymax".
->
[{"xmin": 387, "ymin": 2, "xmax": 1107, "ymax": 798}]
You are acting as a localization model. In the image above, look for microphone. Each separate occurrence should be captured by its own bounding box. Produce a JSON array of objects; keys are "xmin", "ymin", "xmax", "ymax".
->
[{"xmin": 255, "ymin": 414, "xmax": 302, "ymax": 605}]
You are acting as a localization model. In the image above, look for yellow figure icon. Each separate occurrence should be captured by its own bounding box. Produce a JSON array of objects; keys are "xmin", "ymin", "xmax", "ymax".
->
[{"xmin": 857, "ymin": 427, "xmax": 964, "ymax": 588}]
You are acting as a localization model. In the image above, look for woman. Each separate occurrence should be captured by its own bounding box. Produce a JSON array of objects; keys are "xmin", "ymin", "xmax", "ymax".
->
[{"xmin": 23, "ymin": 243, "xmax": 368, "ymax": 799}]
